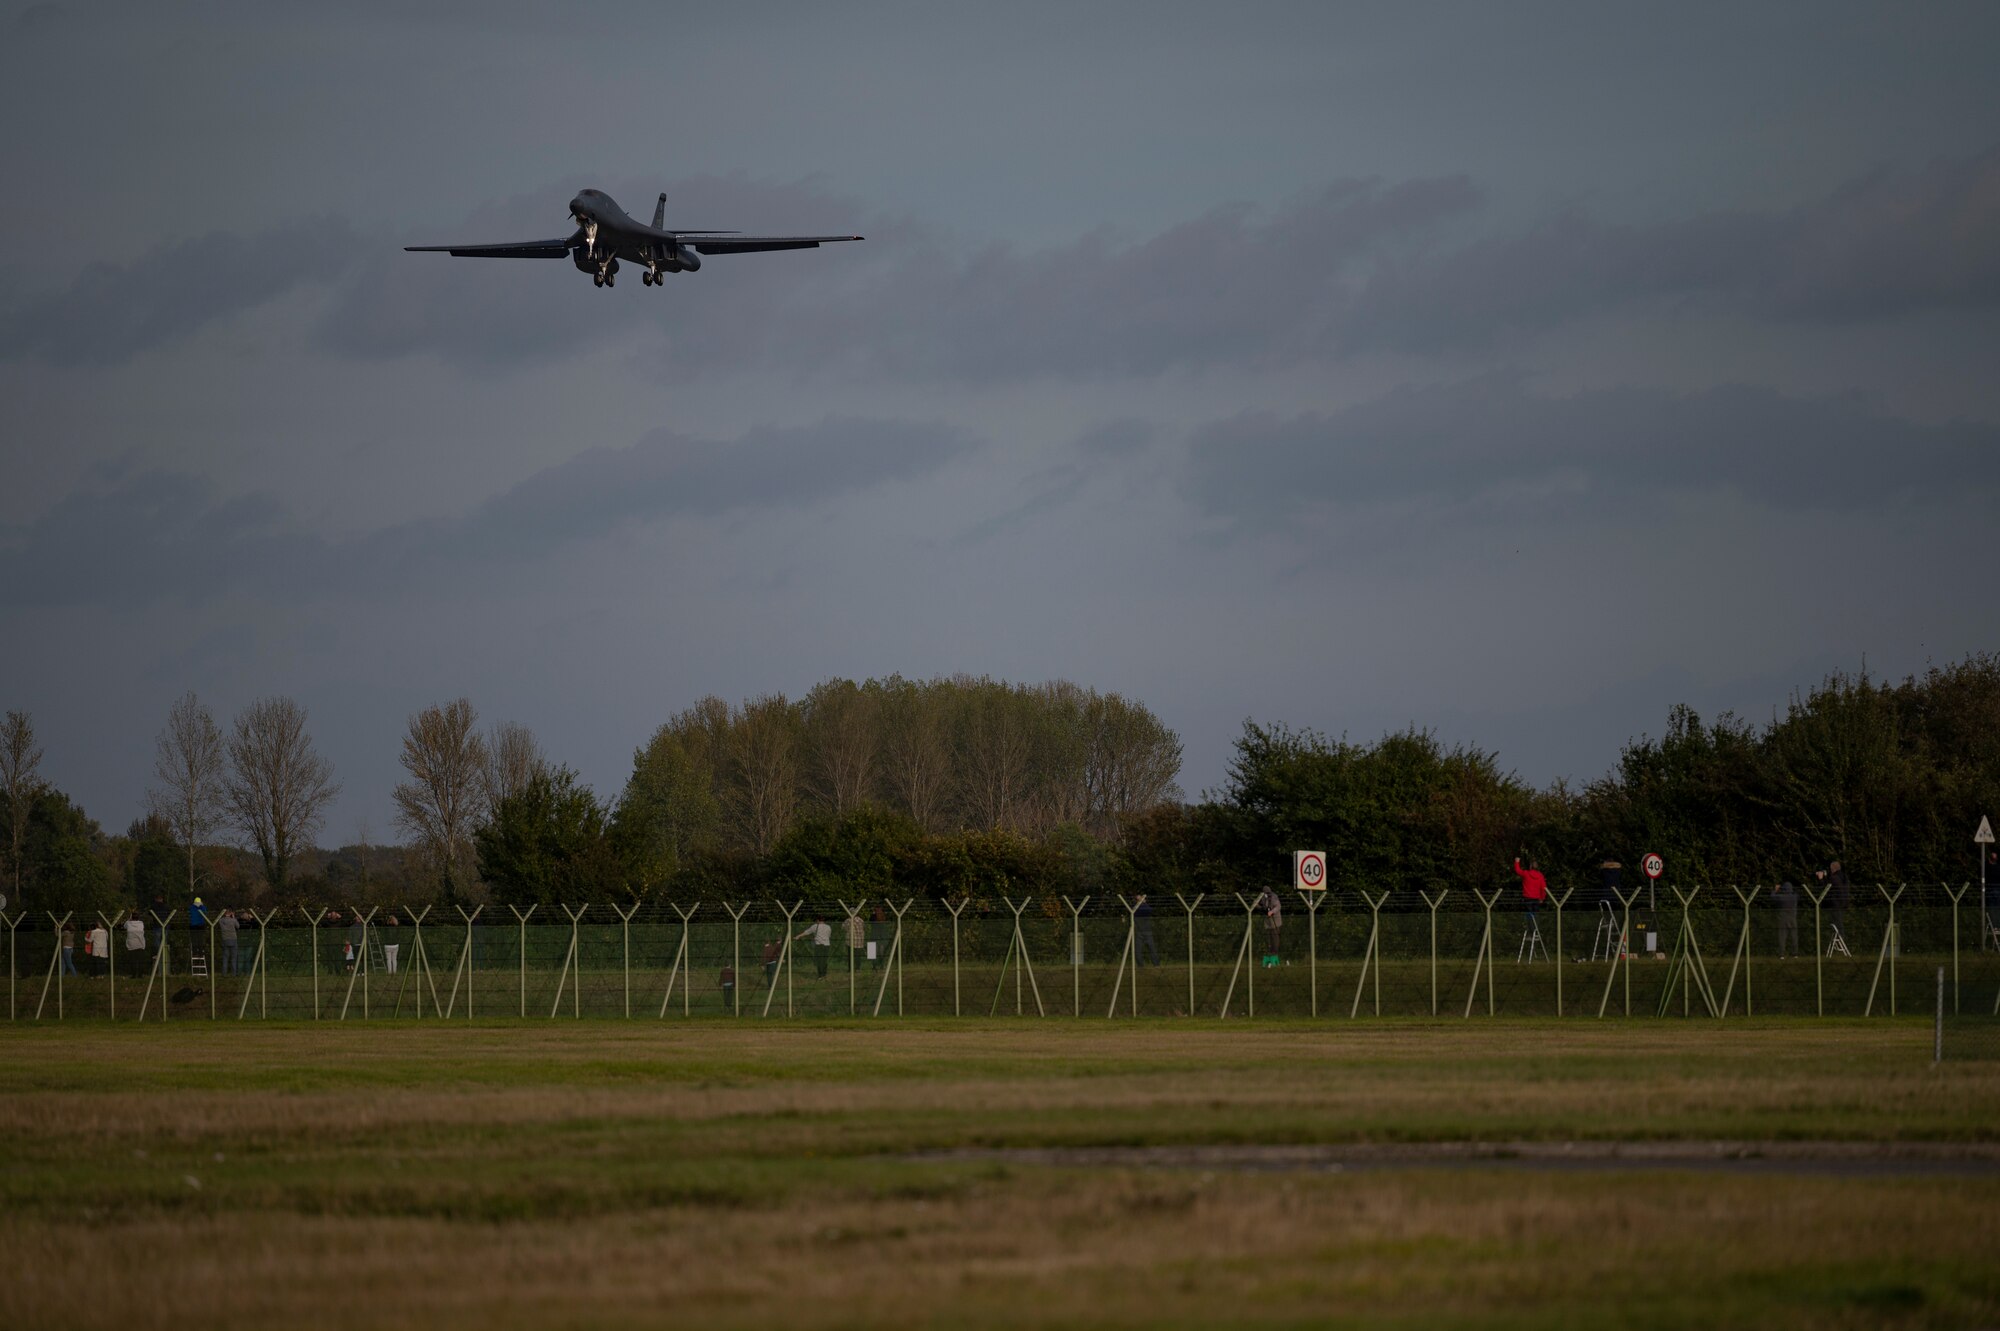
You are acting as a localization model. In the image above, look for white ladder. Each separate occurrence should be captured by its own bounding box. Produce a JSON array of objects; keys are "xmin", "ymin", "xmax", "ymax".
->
[
  {"xmin": 1590, "ymin": 901, "xmax": 1621, "ymax": 962},
  {"xmin": 189, "ymin": 940, "xmax": 208, "ymax": 978},
  {"xmin": 1826, "ymin": 925, "xmax": 1852, "ymax": 958},
  {"xmin": 1517, "ymin": 915, "xmax": 1547, "ymax": 963}
]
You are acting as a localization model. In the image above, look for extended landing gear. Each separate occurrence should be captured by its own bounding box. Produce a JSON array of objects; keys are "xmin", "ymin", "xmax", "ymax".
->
[{"xmin": 592, "ymin": 259, "xmax": 618, "ymax": 288}]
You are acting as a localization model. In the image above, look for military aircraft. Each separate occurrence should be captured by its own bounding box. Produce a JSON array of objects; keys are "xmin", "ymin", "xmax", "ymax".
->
[{"xmin": 405, "ymin": 188, "xmax": 863, "ymax": 288}]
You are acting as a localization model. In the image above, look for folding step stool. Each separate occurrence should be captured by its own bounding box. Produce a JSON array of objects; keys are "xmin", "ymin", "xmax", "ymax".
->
[{"xmin": 1826, "ymin": 925, "xmax": 1852, "ymax": 958}]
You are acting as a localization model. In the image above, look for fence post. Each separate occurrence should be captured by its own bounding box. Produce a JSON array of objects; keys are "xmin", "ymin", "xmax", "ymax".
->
[
  {"xmin": 943, "ymin": 897, "xmax": 968, "ymax": 1017},
  {"xmin": 1297, "ymin": 890, "xmax": 1325, "ymax": 1017},
  {"xmin": 1801, "ymin": 882, "xmax": 1827, "ymax": 1016},
  {"xmin": 839, "ymin": 899, "xmax": 866, "ymax": 1016},
  {"xmin": 1351, "ymin": 889, "xmax": 1388, "ymax": 1018},
  {"xmin": 1463, "ymin": 890, "xmax": 1499, "ymax": 1018},
  {"xmin": 338, "ymin": 907, "xmax": 379, "ymax": 1021},
  {"xmin": 235, "ymin": 909, "xmax": 272, "ymax": 1020},
  {"xmin": 724, "ymin": 902, "xmax": 748, "ymax": 1018},
  {"xmin": 1061, "ymin": 895, "xmax": 1091, "ymax": 1017},
  {"xmin": 452, "ymin": 904, "xmax": 482, "ymax": 1019},
  {"xmin": 508, "ymin": 904, "xmax": 537, "ymax": 1018},
  {"xmin": 4, "ymin": 912, "xmax": 16, "ymax": 1020},
  {"xmin": 1864, "ymin": 884, "xmax": 1905, "ymax": 1017},
  {"xmin": 988, "ymin": 896, "xmax": 1045, "ymax": 1018},
  {"xmin": 97, "ymin": 911, "xmax": 119, "ymax": 1021},
  {"xmin": 1548, "ymin": 887, "xmax": 1573, "ymax": 1016},
  {"xmin": 1419, "ymin": 890, "xmax": 1449, "ymax": 1016},
  {"xmin": 762, "ymin": 901, "xmax": 803, "ymax": 1018},
  {"xmin": 1942, "ymin": 882, "xmax": 1970, "ymax": 1013},
  {"xmin": 1174, "ymin": 893, "xmax": 1204, "ymax": 1017},
  {"xmin": 615, "ymin": 903, "xmax": 640, "ymax": 1019},
  {"xmin": 207, "ymin": 920, "xmax": 217, "ymax": 1020},
  {"xmin": 1719, "ymin": 885, "xmax": 1761, "ymax": 1016},
  {"xmin": 38, "ymin": 912, "xmax": 71, "ymax": 1020},
  {"xmin": 871, "ymin": 899, "xmax": 912, "ymax": 1017},
  {"xmin": 1219, "ymin": 894, "xmax": 1260, "ymax": 1020}
]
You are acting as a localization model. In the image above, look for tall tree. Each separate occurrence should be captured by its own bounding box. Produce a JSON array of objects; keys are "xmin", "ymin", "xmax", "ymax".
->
[
  {"xmin": 147, "ymin": 692, "xmax": 226, "ymax": 900},
  {"xmin": 227, "ymin": 696, "xmax": 340, "ymax": 892},
  {"xmin": 731, "ymin": 694, "xmax": 801, "ymax": 854},
  {"xmin": 475, "ymin": 766, "xmax": 618, "ymax": 907},
  {"xmin": 802, "ymin": 678, "xmax": 880, "ymax": 816},
  {"xmin": 1, "ymin": 709, "xmax": 43, "ymax": 906},
  {"xmin": 393, "ymin": 698, "xmax": 488, "ymax": 898},
  {"xmin": 612, "ymin": 724, "xmax": 721, "ymax": 893},
  {"xmin": 882, "ymin": 678, "xmax": 952, "ymax": 833},
  {"xmin": 481, "ymin": 721, "xmax": 546, "ymax": 814}
]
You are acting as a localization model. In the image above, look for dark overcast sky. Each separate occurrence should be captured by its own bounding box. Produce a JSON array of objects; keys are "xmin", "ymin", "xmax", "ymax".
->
[{"xmin": 4, "ymin": 0, "xmax": 1998, "ymax": 842}]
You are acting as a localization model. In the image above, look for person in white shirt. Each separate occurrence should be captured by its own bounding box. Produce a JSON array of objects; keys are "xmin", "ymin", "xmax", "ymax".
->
[
  {"xmin": 87, "ymin": 923, "xmax": 111, "ymax": 977},
  {"xmin": 795, "ymin": 915, "xmax": 834, "ymax": 978},
  {"xmin": 125, "ymin": 912, "xmax": 147, "ymax": 957}
]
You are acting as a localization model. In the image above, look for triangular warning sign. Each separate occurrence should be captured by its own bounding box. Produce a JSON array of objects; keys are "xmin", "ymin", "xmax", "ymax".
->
[{"xmin": 1978, "ymin": 815, "xmax": 1995, "ymax": 844}]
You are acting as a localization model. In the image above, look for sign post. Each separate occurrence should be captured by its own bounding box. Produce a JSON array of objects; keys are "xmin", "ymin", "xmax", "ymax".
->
[
  {"xmin": 1641, "ymin": 851, "xmax": 1664, "ymax": 915},
  {"xmin": 1979, "ymin": 817, "xmax": 1995, "ymax": 948},
  {"xmin": 1294, "ymin": 851, "xmax": 1327, "ymax": 894}
]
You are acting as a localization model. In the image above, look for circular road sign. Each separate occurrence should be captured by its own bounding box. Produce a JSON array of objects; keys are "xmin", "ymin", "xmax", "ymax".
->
[
  {"xmin": 1295, "ymin": 851, "xmax": 1327, "ymax": 891},
  {"xmin": 1641, "ymin": 852, "xmax": 1664, "ymax": 880}
]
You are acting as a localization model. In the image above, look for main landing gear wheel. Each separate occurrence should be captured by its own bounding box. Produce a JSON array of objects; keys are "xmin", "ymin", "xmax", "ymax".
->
[{"xmin": 592, "ymin": 272, "xmax": 604, "ymax": 287}]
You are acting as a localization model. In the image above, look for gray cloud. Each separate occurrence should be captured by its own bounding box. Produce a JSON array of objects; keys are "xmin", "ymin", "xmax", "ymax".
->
[
  {"xmin": 1344, "ymin": 148, "xmax": 2000, "ymax": 349},
  {"xmin": 1183, "ymin": 377, "xmax": 2000, "ymax": 524},
  {"xmin": 0, "ymin": 217, "xmax": 364, "ymax": 364},
  {"xmin": 0, "ymin": 416, "xmax": 973, "ymax": 608}
]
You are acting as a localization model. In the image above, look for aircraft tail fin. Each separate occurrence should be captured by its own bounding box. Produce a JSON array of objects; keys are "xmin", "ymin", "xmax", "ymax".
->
[{"xmin": 653, "ymin": 193, "xmax": 667, "ymax": 229}]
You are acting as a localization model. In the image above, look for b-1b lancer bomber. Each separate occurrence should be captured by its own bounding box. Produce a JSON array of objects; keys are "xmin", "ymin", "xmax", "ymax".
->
[{"xmin": 405, "ymin": 188, "xmax": 863, "ymax": 288}]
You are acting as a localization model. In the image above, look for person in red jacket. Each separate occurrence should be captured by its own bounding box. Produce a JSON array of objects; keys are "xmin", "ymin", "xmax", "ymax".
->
[{"xmin": 1514, "ymin": 855, "xmax": 1548, "ymax": 934}]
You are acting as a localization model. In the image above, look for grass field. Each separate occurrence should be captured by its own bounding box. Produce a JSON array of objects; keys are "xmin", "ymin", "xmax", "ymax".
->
[{"xmin": 4, "ymin": 1019, "xmax": 1996, "ymax": 1328}]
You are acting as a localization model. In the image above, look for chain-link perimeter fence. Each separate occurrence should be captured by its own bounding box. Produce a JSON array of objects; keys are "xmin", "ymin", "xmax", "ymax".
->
[{"xmin": 6, "ymin": 884, "xmax": 1998, "ymax": 1023}]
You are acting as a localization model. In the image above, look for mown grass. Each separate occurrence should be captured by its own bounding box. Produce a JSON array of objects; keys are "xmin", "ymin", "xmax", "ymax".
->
[{"xmin": 2, "ymin": 1020, "xmax": 1994, "ymax": 1328}]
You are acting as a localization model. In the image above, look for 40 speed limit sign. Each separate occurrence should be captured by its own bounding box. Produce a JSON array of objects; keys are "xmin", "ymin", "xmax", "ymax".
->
[
  {"xmin": 1641, "ymin": 852, "xmax": 1664, "ymax": 880},
  {"xmin": 1294, "ymin": 850, "xmax": 1327, "ymax": 891}
]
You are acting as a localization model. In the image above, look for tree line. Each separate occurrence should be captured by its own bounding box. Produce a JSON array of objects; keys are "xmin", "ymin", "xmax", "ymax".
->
[{"xmin": 3, "ymin": 656, "xmax": 1994, "ymax": 919}]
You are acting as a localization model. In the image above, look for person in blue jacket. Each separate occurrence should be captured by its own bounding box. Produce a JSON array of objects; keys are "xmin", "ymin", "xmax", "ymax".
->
[{"xmin": 188, "ymin": 895, "xmax": 209, "ymax": 969}]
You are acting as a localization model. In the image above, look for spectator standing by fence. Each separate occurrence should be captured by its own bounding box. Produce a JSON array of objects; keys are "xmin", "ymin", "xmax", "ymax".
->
[
  {"xmin": 1827, "ymin": 860, "xmax": 1852, "ymax": 937},
  {"xmin": 218, "ymin": 909, "xmax": 240, "ymax": 976},
  {"xmin": 124, "ymin": 912, "xmax": 145, "ymax": 963},
  {"xmin": 797, "ymin": 915, "xmax": 833, "ymax": 978},
  {"xmin": 1258, "ymin": 887, "xmax": 1283, "ymax": 966},
  {"xmin": 1773, "ymin": 880, "xmax": 1799, "ymax": 958},
  {"xmin": 188, "ymin": 896, "xmax": 208, "ymax": 969},
  {"xmin": 59, "ymin": 922, "xmax": 78, "ymax": 976},
  {"xmin": 1135, "ymin": 895, "xmax": 1159, "ymax": 966},
  {"xmin": 720, "ymin": 963, "xmax": 736, "ymax": 1014},
  {"xmin": 762, "ymin": 937, "xmax": 781, "ymax": 986},
  {"xmin": 870, "ymin": 906, "xmax": 889, "ymax": 969},
  {"xmin": 87, "ymin": 921, "xmax": 109, "ymax": 977},
  {"xmin": 1598, "ymin": 859, "xmax": 1622, "ymax": 909},
  {"xmin": 345, "ymin": 912, "xmax": 364, "ymax": 972},
  {"xmin": 846, "ymin": 911, "xmax": 865, "ymax": 969},
  {"xmin": 1513, "ymin": 856, "xmax": 1548, "ymax": 935}
]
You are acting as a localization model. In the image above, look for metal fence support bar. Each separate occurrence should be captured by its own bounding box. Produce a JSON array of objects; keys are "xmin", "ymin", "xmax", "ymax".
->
[
  {"xmin": 4, "ymin": 913, "xmax": 17, "ymax": 1021},
  {"xmin": 659, "ymin": 903, "xmax": 697, "ymax": 1018},
  {"xmin": 1350, "ymin": 890, "xmax": 1388, "ymax": 1019},
  {"xmin": 96, "ymin": 911, "xmax": 118, "ymax": 1021},
  {"xmin": 1802, "ymin": 883, "xmax": 1827, "ymax": 1016},
  {"xmin": 1219, "ymin": 894, "xmax": 1259, "ymax": 1020},
  {"xmin": 1174, "ymin": 893, "xmax": 1204, "ymax": 1017},
  {"xmin": 208, "ymin": 922, "xmax": 217, "ymax": 1020},
  {"xmin": 37, "ymin": 912, "xmax": 71, "ymax": 1021},
  {"xmin": 943, "ymin": 897, "xmax": 967, "ymax": 1017},
  {"xmin": 137, "ymin": 913, "xmax": 172, "ymax": 1023},
  {"xmin": 871, "ymin": 899, "xmax": 913, "ymax": 1017},
  {"xmin": 839, "ymin": 899, "xmax": 866, "ymax": 1016},
  {"xmin": 1548, "ymin": 888, "xmax": 1573, "ymax": 1016},
  {"xmin": 1062, "ymin": 895, "xmax": 1090, "ymax": 1017},
  {"xmin": 988, "ymin": 896, "xmax": 1044, "ymax": 1018},
  {"xmin": 725, "ymin": 902, "xmax": 749, "ymax": 1018},
  {"xmin": 1464, "ymin": 890, "xmax": 1499, "ymax": 1018},
  {"xmin": 445, "ymin": 905, "xmax": 481, "ymax": 1019},
  {"xmin": 1420, "ymin": 889, "xmax": 1449, "ymax": 1016},
  {"xmin": 1105, "ymin": 896, "xmax": 1140, "ymax": 1019},
  {"xmin": 302, "ymin": 908, "xmax": 326, "ymax": 1020},
  {"xmin": 508, "ymin": 904, "xmax": 536, "ymax": 1018},
  {"xmin": 236, "ymin": 910, "xmax": 272, "ymax": 1020},
  {"xmin": 1942, "ymin": 882, "xmax": 1969, "ymax": 1012},
  {"xmin": 614, "ymin": 903, "xmax": 640, "ymax": 1019},
  {"xmin": 338, "ymin": 908, "xmax": 379, "ymax": 1021},
  {"xmin": 1719, "ymin": 885, "xmax": 1761, "ymax": 1016},
  {"xmin": 1864, "ymin": 884, "xmax": 1906, "ymax": 1017},
  {"xmin": 762, "ymin": 901, "xmax": 802, "ymax": 1018},
  {"xmin": 1297, "ymin": 890, "xmax": 1324, "ymax": 1017}
]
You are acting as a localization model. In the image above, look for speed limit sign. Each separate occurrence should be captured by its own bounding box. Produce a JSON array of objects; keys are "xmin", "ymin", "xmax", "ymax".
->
[
  {"xmin": 1641, "ymin": 852, "xmax": 1664, "ymax": 880},
  {"xmin": 1294, "ymin": 850, "xmax": 1327, "ymax": 891}
]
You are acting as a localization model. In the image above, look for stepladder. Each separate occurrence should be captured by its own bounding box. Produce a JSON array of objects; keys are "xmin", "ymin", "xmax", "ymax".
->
[
  {"xmin": 1517, "ymin": 913, "xmax": 1547, "ymax": 963},
  {"xmin": 1826, "ymin": 925, "xmax": 1852, "ymax": 958},
  {"xmin": 1591, "ymin": 901, "xmax": 1622, "ymax": 962}
]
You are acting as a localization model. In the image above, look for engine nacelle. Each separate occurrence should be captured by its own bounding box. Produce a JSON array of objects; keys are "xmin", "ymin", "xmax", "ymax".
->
[{"xmin": 670, "ymin": 244, "xmax": 701, "ymax": 273}]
